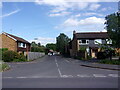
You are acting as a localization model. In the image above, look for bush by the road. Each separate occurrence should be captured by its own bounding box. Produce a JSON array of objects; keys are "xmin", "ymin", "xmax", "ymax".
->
[
  {"xmin": 2, "ymin": 50, "xmax": 27, "ymax": 62},
  {"xmin": 97, "ymin": 52, "xmax": 106, "ymax": 59}
]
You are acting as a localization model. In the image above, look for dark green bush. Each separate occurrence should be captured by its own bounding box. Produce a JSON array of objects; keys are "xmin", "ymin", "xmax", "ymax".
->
[
  {"xmin": 2, "ymin": 50, "xmax": 18, "ymax": 62},
  {"xmin": 97, "ymin": 52, "xmax": 106, "ymax": 59},
  {"xmin": 2, "ymin": 50, "xmax": 27, "ymax": 62}
]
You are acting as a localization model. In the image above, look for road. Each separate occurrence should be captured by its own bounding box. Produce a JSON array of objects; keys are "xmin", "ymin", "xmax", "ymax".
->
[{"xmin": 2, "ymin": 55, "xmax": 119, "ymax": 88}]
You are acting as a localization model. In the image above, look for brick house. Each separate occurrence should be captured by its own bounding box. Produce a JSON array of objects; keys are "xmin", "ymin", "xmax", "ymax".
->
[
  {"xmin": 69, "ymin": 31, "xmax": 111, "ymax": 58},
  {"xmin": 0, "ymin": 32, "xmax": 31, "ymax": 54}
]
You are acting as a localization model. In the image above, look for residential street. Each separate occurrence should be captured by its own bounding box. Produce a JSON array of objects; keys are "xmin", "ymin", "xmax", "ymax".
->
[{"xmin": 2, "ymin": 55, "xmax": 119, "ymax": 88}]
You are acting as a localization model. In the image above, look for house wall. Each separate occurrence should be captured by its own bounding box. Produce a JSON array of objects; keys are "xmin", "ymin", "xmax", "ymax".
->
[
  {"xmin": 71, "ymin": 38, "xmax": 78, "ymax": 57},
  {"xmin": 0, "ymin": 34, "xmax": 17, "ymax": 51},
  {"xmin": 73, "ymin": 39, "xmax": 107, "ymax": 58}
]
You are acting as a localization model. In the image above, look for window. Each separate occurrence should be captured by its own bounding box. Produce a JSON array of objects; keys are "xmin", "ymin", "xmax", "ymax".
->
[
  {"xmin": 106, "ymin": 39, "xmax": 112, "ymax": 44},
  {"xmin": 94, "ymin": 39, "xmax": 102, "ymax": 44},
  {"xmin": 18, "ymin": 43, "xmax": 26, "ymax": 48},
  {"xmin": 79, "ymin": 39, "xmax": 89, "ymax": 44}
]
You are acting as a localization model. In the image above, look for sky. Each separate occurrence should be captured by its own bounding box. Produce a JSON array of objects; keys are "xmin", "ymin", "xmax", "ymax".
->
[{"xmin": 0, "ymin": 0, "xmax": 119, "ymax": 45}]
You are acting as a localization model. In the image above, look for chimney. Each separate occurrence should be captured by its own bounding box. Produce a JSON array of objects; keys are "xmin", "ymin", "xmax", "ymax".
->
[
  {"xmin": 73, "ymin": 30, "xmax": 76, "ymax": 35},
  {"xmin": 73, "ymin": 30, "xmax": 76, "ymax": 39}
]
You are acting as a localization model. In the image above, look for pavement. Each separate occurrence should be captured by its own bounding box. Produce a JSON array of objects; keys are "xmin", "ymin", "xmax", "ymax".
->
[
  {"xmin": 65, "ymin": 58, "xmax": 120, "ymax": 71},
  {"xmin": 2, "ymin": 55, "xmax": 120, "ymax": 88}
]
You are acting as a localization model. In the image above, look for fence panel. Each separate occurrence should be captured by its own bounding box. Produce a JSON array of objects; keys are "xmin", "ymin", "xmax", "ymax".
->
[{"xmin": 27, "ymin": 52, "xmax": 45, "ymax": 60}]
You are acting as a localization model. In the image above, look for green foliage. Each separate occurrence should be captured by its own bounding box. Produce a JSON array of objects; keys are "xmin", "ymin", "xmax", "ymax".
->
[
  {"xmin": 79, "ymin": 47, "xmax": 86, "ymax": 51},
  {"xmin": 2, "ymin": 50, "xmax": 27, "ymax": 62},
  {"xmin": 105, "ymin": 12, "xmax": 120, "ymax": 48},
  {"xmin": 46, "ymin": 43, "xmax": 56, "ymax": 51},
  {"xmin": 31, "ymin": 42, "xmax": 45, "ymax": 52},
  {"xmin": 2, "ymin": 50, "xmax": 18, "ymax": 62},
  {"xmin": 99, "ymin": 59, "xmax": 120, "ymax": 65},
  {"xmin": 56, "ymin": 33, "xmax": 71, "ymax": 55},
  {"xmin": 31, "ymin": 46, "xmax": 45, "ymax": 52},
  {"xmin": 0, "ymin": 63, "xmax": 10, "ymax": 72}
]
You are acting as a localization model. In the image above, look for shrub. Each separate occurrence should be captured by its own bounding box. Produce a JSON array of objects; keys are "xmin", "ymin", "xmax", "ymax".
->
[
  {"xmin": 2, "ymin": 50, "xmax": 27, "ymax": 62},
  {"xmin": 97, "ymin": 52, "xmax": 106, "ymax": 59},
  {"xmin": 15, "ymin": 53, "xmax": 27, "ymax": 62},
  {"xmin": 2, "ymin": 50, "xmax": 18, "ymax": 62}
]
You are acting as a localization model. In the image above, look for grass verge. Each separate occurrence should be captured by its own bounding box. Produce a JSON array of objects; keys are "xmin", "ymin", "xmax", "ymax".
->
[
  {"xmin": 0, "ymin": 62, "xmax": 10, "ymax": 72},
  {"xmin": 99, "ymin": 59, "xmax": 120, "ymax": 65}
]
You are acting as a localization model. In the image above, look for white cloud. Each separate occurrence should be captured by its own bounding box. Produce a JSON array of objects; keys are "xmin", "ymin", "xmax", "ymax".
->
[
  {"xmin": 1, "ymin": 9, "xmax": 20, "ymax": 18},
  {"xmin": 49, "ymin": 11, "xmax": 71, "ymax": 17},
  {"xmin": 102, "ymin": 29, "xmax": 107, "ymax": 32},
  {"xmin": 75, "ymin": 14, "xmax": 81, "ymax": 17},
  {"xmin": 83, "ymin": 12, "xmax": 104, "ymax": 16},
  {"xmin": 89, "ymin": 3, "xmax": 101, "ymax": 10},
  {"xmin": 100, "ymin": 8, "xmax": 107, "ymax": 11},
  {"xmin": 30, "ymin": 37, "xmax": 56, "ymax": 45},
  {"xmin": 63, "ymin": 17, "xmax": 105, "ymax": 27},
  {"xmin": 0, "ymin": 2, "xmax": 2, "ymax": 8},
  {"xmin": 35, "ymin": 0, "xmax": 101, "ymax": 15}
]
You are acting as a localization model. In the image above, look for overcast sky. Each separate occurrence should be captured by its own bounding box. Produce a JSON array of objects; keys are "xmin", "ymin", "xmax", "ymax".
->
[{"xmin": 1, "ymin": 0, "xmax": 119, "ymax": 45}]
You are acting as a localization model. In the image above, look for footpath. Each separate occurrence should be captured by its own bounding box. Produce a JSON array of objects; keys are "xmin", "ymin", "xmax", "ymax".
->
[{"xmin": 67, "ymin": 58, "xmax": 120, "ymax": 71}]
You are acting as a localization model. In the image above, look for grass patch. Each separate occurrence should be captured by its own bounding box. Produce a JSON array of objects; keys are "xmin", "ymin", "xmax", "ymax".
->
[
  {"xmin": 99, "ymin": 59, "xmax": 120, "ymax": 65},
  {"xmin": 0, "ymin": 62, "xmax": 10, "ymax": 72}
]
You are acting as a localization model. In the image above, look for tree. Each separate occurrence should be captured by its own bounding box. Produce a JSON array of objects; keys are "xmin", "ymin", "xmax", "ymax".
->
[
  {"xmin": 31, "ymin": 42, "xmax": 38, "ymax": 47},
  {"xmin": 56, "ymin": 33, "xmax": 71, "ymax": 56},
  {"xmin": 38, "ymin": 43, "xmax": 41, "ymax": 47},
  {"xmin": 31, "ymin": 42, "xmax": 45, "ymax": 52},
  {"xmin": 105, "ymin": 12, "xmax": 120, "ymax": 48},
  {"xmin": 46, "ymin": 43, "xmax": 56, "ymax": 51},
  {"xmin": 105, "ymin": 11, "xmax": 120, "ymax": 60}
]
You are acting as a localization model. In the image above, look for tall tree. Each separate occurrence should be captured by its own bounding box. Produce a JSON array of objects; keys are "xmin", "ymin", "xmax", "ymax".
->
[
  {"xmin": 46, "ymin": 43, "xmax": 56, "ymax": 51},
  {"xmin": 105, "ymin": 12, "xmax": 120, "ymax": 48},
  {"xmin": 56, "ymin": 33, "xmax": 71, "ymax": 55}
]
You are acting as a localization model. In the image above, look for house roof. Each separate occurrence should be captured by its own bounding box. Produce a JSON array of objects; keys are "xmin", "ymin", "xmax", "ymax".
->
[
  {"xmin": 75, "ymin": 32, "xmax": 109, "ymax": 39},
  {"xmin": 3, "ymin": 32, "xmax": 30, "ymax": 44}
]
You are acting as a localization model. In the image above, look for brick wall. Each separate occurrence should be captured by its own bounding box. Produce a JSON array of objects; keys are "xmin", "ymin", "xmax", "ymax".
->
[{"xmin": 0, "ymin": 34, "xmax": 17, "ymax": 51}]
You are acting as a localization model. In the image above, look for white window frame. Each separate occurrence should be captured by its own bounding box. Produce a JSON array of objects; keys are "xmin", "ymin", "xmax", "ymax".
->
[
  {"xmin": 94, "ymin": 39, "xmax": 102, "ymax": 44},
  {"xmin": 106, "ymin": 39, "xmax": 112, "ymax": 44},
  {"xmin": 18, "ymin": 42, "xmax": 26, "ymax": 48},
  {"xmin": 79, "ymin": 39, "xmax": 89, "ymax": 45}
]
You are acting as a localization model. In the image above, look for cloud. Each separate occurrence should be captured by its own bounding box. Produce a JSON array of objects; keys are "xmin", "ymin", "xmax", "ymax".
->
[
  {"xmin": 89, "ymin": 3, "xmax": 101, "ymax": 10},
  {"xmin": 49, "ymin": 11, "xmax": 71, "ymax": 17},
  {"xmin": 30, "ymin": 37, "xmax": 56, "ymax": 45},
  {"xmin": 100, "ymin": 8, "xmax": 107, "ymax": 11},
  {"xmin": 82, "ymin": 12, "xmax": 104, "ymax": 16},
  {"xmin": 62, "ymin": 17, "xmax": 105, "ymax": 27},
  {"xmin": 102, "ymin": 29, "xmax": 107, "ymax": 32},
  {"xmin": 1, "ymin": 9, "xmax": 20, "ymax": 18},
  {"xmin": 0, "ymin": 2, "xmax": 2, "ymax": 8},
  {"xmin": 35, "ymin": 0, "xmax": 102, "ymax": 15}
]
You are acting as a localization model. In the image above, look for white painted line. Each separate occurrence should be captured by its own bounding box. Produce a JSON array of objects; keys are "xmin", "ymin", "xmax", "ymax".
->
[
  {"xmin": 55, "ymin": 57, "xmax": 62, "ymax": 77},
  {"xmin": 62, "ymin": 75, "xmax": 73, "ymax": 78},
  {"xmin": 65, "ymin": 60, "xmax": 70, "ymax": 63},
  {"xmin": 108, "ymin": 74, "xmax": 119, "ymax": 77},
  {"xmin": 16, "ymin": 77, "xmax": 27, "ymax": 78},
  {"xmin": 30, "ymin": 76, "xmax": 58, "ymax": 78},
  {"xmin": 3, "ymin": 77, "xmax": 13, "ymax": 79},
  {"xmin": 77, "ymin": 74, "xmax": 91, "ymax": 78},
  {"xmin": 58, "ymin": 68, "xmax": 62, "ymax": 77},
  {"xmin": 93, "ymin": 74, "xmax": 107, "ymax": 77}
]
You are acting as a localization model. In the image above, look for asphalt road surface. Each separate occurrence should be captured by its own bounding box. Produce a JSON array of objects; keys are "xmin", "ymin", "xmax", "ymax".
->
[{"xmin": 2, "ymin": 55, "xmax": 119, "ymax": 88}]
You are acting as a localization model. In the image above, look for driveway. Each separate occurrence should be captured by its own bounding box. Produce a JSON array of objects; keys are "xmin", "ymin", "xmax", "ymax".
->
[{"xmin": 2, "ymin": 55, "xmax": 119, "ymax": 88}]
